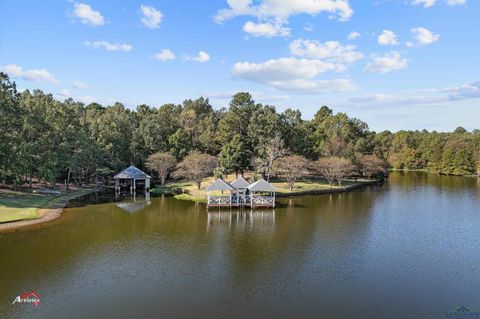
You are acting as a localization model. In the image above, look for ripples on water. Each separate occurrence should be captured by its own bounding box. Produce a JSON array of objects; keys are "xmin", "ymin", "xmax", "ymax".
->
[{"xmin": 0, "ymin": 172, "xmax": 479, "ymax": 319}]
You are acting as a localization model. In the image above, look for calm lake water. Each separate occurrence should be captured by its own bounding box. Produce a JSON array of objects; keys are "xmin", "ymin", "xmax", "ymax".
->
[{"xmin": 1, "ymin": 172, "xmax": 479, "ymax": 319}]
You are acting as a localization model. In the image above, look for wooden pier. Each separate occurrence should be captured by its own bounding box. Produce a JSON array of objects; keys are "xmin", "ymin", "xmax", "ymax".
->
[{"xmin": 206, "ymin": 178, "xmax": 276, "ymax": 209}]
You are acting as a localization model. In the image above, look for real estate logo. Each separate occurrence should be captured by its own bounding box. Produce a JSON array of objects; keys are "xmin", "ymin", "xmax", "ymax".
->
[
  {"xmin": 445, "ymin": 306, "xmax": 480, "ymax": 319},
  {"xmin": 12, "ymin": 291, "xmax": 41, "ymax": 306}
]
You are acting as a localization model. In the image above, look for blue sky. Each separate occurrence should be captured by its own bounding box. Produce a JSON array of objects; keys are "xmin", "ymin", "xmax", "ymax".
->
[{"xmin": 1, "ymin": 0, "xmax": 479, "ymax": 132}]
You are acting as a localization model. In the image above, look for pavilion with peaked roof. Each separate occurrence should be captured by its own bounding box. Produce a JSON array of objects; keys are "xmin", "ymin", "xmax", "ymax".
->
[
  {"xmin": 205, "ymin": 177, "xmax": 275, "ymax": 209},
  {"xmin": 230, "ymin": 176, "xmax": 250, "ymax": 203},
  {"xmin": 114, "ymin": 165, "xmax": 151, "ymax": 193},
  {"xmin": 248, "ymin": 179, "xmax": 276, "ymax": 208},
  {"xmin": 206, "ymin": 178, "xmax": 234, "ymax": 207}
]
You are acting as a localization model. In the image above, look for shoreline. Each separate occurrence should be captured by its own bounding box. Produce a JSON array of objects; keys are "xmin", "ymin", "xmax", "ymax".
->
[
  {"xmin": 389, "ymin": 168, "xmax": 479, "ymax": 178},
  {"xmin": 171, "ymin": 179, "xmax": 383, "ymax": 203},
  {"xmin": 275, "ymin": 179, "xmax": 383, "ymax": 197},
  {"xmin": 0, "ymin": 180, "xmax": 382, "ymax": 231},
  {"xmin": 0, "ymin": 188, "xmax": 100, "ymax": 232}
]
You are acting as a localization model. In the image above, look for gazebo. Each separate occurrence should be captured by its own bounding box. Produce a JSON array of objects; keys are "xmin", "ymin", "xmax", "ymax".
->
[
  {"xmin": 114, "ymin": 165, "xmax": 151, "ymax": 193},
  {"xmin": 206, "ymin": 179, "xmax": 234, "ymax": 207},
  {"xmin": 205, "ymin": 177, "xmax": 276, "ymax": 209},
  {"xmin": 248, "ymin": 179, "xmax": 276, "ymax": 208},
  {"xmin": 230, "ymin": 177, "xmax": 250, "ymax": 204}
]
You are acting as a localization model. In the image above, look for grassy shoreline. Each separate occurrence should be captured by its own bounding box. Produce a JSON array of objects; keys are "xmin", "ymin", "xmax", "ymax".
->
[
  {"xmin": 0, "ymin": 188, "xmax": 98, "ymax": 224},
  {"xmin": 151, "ymin": 175, "xmax": 381, "ymax": 203}
]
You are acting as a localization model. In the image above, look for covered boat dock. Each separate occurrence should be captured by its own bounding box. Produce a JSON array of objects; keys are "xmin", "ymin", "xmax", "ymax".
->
[
  {"xmin": 206, "ymin": 177, "xmax": 276, "ymax": 209},
  {"xmin": 114, "ymin": 165, "xmax": 151, "ymax": 193}
]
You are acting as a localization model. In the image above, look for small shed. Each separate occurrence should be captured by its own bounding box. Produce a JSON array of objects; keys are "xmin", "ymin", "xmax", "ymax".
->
[
  {"xmin": 114, "ymin": 165, "xmax": 151, "ymax": 192},
  {"xmin": 248, "ymin": 179, "xmax": 276, "ymax": 207}
]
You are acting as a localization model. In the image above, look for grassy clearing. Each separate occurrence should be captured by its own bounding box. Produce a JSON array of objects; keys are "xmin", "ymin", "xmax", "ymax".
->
[
  {"xmin": 174, "ymin": 194, "xmax": 208, "ymax": 203},
  {"xmin": 0, "ymin": 207, "xmax": 40, "ymax": 223},
  {"xmin": 272, "ymin": 178, "xmax": 368, "ymax": 193},
  {"xmin": 156, "ymin": 174, "xmax": 369, "ymax": 203},
  {"xmin": 0, "ymin": 188, "xmax": 95, "ymax": 223},
  {"xmin": 151, "ymin": 180, "xmax": 197, "ymax": 194},
  {"xmin": 0, "ymin": 191, "xmax": 52, "ymax": 223}
]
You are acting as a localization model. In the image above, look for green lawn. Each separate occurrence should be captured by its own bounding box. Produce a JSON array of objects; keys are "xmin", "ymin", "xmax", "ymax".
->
[
  {"xmin": 151, "ymin": 174, "xmax": 369, "ymax": 202},
  {"xmin": 0, "ymin": 191, "xmax": 52, "ymax": 223},
  {"xmin": 0, "ymin": 188, "xmax": 94, "ymax": 224},
  {"xmin": 0, "ymin": 207, "xmax": 40, "ymax": 223},
  {"xmin": 174, "ymin": 193, "xmax": 208, "ymax": 203},
  {"xmin": 272, "ymin": 178, "xmax": 367, "ymax": 193}
]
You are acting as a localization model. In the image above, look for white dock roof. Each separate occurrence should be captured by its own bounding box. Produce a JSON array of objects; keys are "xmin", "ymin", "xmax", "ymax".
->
[
  {"xmin": 206, "ymin": 179, "xmax": 234, "ymax": 191},
  {"xmin": 230, "ymin": 177, "xmax": 250, "ymax": 189},
  {"xmin": 248, "ymin": 179, "xmax": 276, "ymax": 192}
]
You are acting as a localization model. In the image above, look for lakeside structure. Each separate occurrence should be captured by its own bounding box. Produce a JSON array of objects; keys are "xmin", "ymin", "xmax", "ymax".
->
[
  {"xmin": 206, "ymin": 177, "xmax": 276, "ymax": 209},
  {"xmin": 114, "ymin": 165, "xmax": 151, "ymax": 193}
]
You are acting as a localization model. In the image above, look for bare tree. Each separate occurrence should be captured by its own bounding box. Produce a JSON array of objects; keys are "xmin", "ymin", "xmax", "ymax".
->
[
  {"xmin": 313, "ymin": 157, "xmax": 355, "ymax": 187},
  {"xmin": 263, "ymin": 134, "xmax": 287, "ymax": 181},
  {"xmin": 145, "ymin": 152, "xmax": 177, "ymax": 186},
  {"xmin": 357, "ymin": 155, "xmax": 389, "ymax": 179},
  {"xmin": 322, "ymin": 137, "xmax": 349, "ymax": 157},
  {"xmin": 173, "ymin": 151, "xmax": 216, "ymax": 189},
  {"xmin": 254, "ymin": 134, "xmax": 287, "ymax": 181},
  {"xmin": 273, "ymin": 155, "xmax": 309, "ymax": 191}
]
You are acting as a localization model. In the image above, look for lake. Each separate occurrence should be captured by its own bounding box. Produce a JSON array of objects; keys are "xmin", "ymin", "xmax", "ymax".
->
[{"xmin": 1, "ymin": 172, "xmax": 479, "ymax": 319}]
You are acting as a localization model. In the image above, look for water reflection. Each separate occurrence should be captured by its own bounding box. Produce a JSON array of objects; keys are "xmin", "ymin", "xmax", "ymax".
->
[
  {"xmin": 116, "ymin": 192, "xmax": 151, "ymax": 213},
  {"xmin": 207, "ymin": 210, "xmax": 276, "ymax": 231},
  {"xmin": 0, "ymin": 172, "xmax": 479, "ymax": 319}
]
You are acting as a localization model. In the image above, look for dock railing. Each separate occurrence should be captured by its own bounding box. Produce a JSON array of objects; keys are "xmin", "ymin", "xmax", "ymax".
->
[{"xmin": 207, "ymin": 194, "xmax": 274, "ymax": 208}]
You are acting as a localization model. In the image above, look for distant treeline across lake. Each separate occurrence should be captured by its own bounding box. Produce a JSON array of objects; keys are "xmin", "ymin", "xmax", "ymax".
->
[{"xmin": 0, "ymin": 72, "xmax": 478, "ymax": 187}]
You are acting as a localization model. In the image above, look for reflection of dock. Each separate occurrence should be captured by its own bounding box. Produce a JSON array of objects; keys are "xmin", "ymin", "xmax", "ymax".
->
[
  {"xmin": 206, "ymin": 209, "xmax": 276, "ymax": 232},
  {"xmin": 116, "ymin": 192, "xmax": 151, "ymax": 213}
]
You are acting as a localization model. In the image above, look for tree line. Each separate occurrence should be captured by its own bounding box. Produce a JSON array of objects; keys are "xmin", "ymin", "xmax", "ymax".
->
[{"xmin": 0, "ymin": 73, "xmax": 478, "ymax": 189}]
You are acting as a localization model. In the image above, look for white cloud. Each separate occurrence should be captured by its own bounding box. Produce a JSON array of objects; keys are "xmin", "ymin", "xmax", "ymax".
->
[
  {"xmin": 303, "ymin": 23, "xmax": 314, "ymax": 32},
  {"xmin": 140, "ymin": 5, "xmax": 163, "ymax": 29},
  {"xmin": 188, "ymin": 51, "xmax": 210, "ymax": 63},
  {"xmin": 445, "ymin": 0, "xmax": 466, "ymax": 5},
  {"xmin": 441, "ymin": 81, "xmax": 480, "ymax": 100},
  {"xmin": 0, "ymin": 64, "xmax": 59, "ymax": 84},
  {"xmin": 78, "ymin": 95, "xmax": 97, "ymax": 104},
  {"xmin": 231, "ymin": 57, "xmax": 354, "ymax": 94},
  {"xmin": 214, "ymin": 0, "xmax": 354, "ymax": 23},
  {"xmin": 348, "ymin": 80, "xmax": 480, "ymax": 107},
  {"xmin": 268, "ymin": 78, "xmax": 356, "ymax": 94},
  {"xmin": 206, "ymin": 91, "xmax": 290, "ymax": 101},
  {"xmin": 243, "ymin": 21, "xmax": 290, "ymax": 37},
  {"xmin": 348, "ymin": 31, "xmax": 360, "ymax": 40},
  {"xmin": 409, "ymin": 0, "xmax": 465, "ymax": 7},
  {"xmin": 289, "ymin": 39, "xmax": 363, "ymax": 63},
  {"xmin": 72, "ymin": 3, "xmax": 105, "ymax": 26},
  {"xmin": 232, "ymin": 57, "xmax": 344, "ymax": 81},
  {"xmin": 55, "ymin": 87, "xmax": 100, "ymax": 103},
  {"xmin": 84, "ymin": 41, "xmax": 132, "ymax": 52},
  {"xmin": 377, "ymin": 30, "xmax": 399, "ymax": 45},
  {"xmin": 406, "ymin": 41, "xmax": 414, "ymax": 47},
  {"xmin": 411, "ymin": 27, "xmax": 439, "ymax": 45},
  {"xmin": 364, "ymin": 51, "xmax": 408, "ymax": 74},
  {"xmin": 73, "ymin": 80, "xmax": 91, "ymax": 89},
  {"xmin": 409, "ymin": 0, "xmax": 437, "ymax": 8},
  {"xmin": 57, "ymin": 89, "xmax": 71, "ymax": 98},
  {"xmin": 155, "ymin": 49, "xmax": 176, "ymax": 61}
]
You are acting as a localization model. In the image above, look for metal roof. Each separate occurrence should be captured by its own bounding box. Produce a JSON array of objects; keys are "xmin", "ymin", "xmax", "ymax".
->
[
  {"xmin": 248, "ymin": 179, "xmax": 276, "ymax": 192},
  {"xmin": 230, "ymin": 177, "xmax": 250, "ymax": 189},
  {"xmin": 206, "ymin": 179, "xmax": 234, "ymax": 191},
  {"xmin": 114, "ymin": 165, "xmax": 151, "ymax": 179}
]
